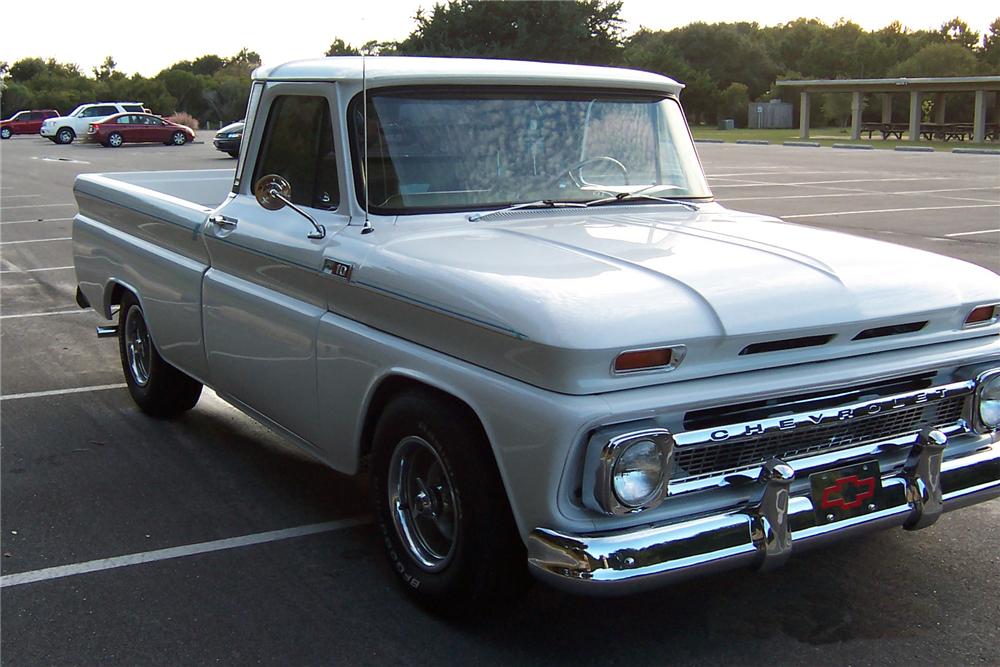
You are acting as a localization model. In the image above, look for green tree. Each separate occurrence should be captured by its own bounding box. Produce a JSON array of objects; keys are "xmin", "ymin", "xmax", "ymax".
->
[
  {"xmin": 326, "ymin": 38, "xmax": 360, "ymax": 56},
  {"xmin": 93, "ymin": 55, "xmax": 118, "ymax": 81},
  {"xmin": 0, "ymin": 81, "xmax": 34, "ymax": 116},
  {"xmin": 980, "ymin": 18, "xmax": 1000, "ymax": 70},
  {"xmin": 394, "ymin": 0, "xmax": 626, "ymax": 65},
  {"xmin": 892, "ymin": 42, "xmax": 980, "ymax": 76},
  {"xmin": 940, "ymin": 17, "xmax": 979, "ymax": 51},
  {"xmin": 719, "ymin": 82, "xmax": 749, "ymax": 126}
]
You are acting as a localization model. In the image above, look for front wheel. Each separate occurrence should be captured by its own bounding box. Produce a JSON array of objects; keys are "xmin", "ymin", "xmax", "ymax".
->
[
  {"xmin": 370, "ymin": 391, "xmax": 527, "ymax": 611},
  {"xmin": 118, "ymin": 292, "xmax": 202, "ymax": 417},
  {"xmin": 0, "ymin": 127, "xmax": 11, "ymax": 139},
  {"xmin": 55, "ymin": 127, "xmax": 74, "ymax": 144},
  {"xmin": 171, "ymin": 131, "xmax": 187, "ymax": 146}
]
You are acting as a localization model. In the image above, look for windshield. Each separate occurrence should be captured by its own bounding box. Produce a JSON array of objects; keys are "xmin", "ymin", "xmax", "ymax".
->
[
  {"xmin": 68, "ymin": 105, "xmax": 86, "ymax": 117},
  {"xmin": 349, "ymin": 89, "xmax": 711, "ymax": 214}
]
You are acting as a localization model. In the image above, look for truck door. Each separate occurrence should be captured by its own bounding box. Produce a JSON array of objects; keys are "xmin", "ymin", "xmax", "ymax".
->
[{"xmin": 201, "ymin": 90, "xmax": 349, "ymax": 447}]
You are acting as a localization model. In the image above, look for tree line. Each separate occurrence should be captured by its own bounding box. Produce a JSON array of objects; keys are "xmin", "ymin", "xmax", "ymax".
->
[{"xmin": 3, "ymin": 1, "xmax": 998, "ymax": 127}]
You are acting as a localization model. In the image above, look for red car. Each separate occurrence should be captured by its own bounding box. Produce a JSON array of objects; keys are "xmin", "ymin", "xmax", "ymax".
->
[
  {"xmin": 1, "ymin": 109, "xmax": 59, "ymax": 139},
  {"xmin": 87, "ymin": 112, "xmax": 196, "ymax": 147}
]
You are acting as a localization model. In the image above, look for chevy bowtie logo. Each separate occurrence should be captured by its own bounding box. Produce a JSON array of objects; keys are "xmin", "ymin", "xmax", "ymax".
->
[{"xmin": 820, "ymin": 475, "xmax": 876, "ymax": 511}]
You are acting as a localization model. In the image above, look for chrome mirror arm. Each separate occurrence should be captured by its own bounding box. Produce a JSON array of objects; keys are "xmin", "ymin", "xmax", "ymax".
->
[{"xmin": 267, "ymin": 188, "xmax": 326, "ymax": 240}]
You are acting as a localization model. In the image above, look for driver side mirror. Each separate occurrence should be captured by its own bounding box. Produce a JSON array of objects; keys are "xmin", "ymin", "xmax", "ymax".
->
[{"xmin": 253, "ymin": 174, "xmax": 326, "ymax": 240}]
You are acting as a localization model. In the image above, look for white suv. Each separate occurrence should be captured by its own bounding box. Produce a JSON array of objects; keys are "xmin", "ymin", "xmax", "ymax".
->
[{"xmin": 41, "ymin": 102, "xmax": 146, "ymax": 144}]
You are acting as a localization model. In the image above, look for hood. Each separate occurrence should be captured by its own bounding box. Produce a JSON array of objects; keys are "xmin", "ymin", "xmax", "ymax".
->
[
  {"xmin": 216, "ymin": 121, "xmax": 245, "ymax": 135},
  {"xmin": 349, "ymin": 208, "xmax": 1000, "ymax": 394}
]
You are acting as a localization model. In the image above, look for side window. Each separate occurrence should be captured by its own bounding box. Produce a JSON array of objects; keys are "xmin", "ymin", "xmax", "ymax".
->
[
  {"xmin": 115, "ymin": 115, "xmax": 130, "ymax": 124},
  {"xmin": 253, "ymin": 95, "xmax": 338, "ymax": 210},
  {"xmin": 123, "ymin": 105, "xmax": 144, "ymax": 113},
  {"xmin": 26, "ymin": 112, "xmax": 40, "ymax": 120},
  {"xmin": 147, "ymin": 117, "xmax": 164, "ymax": 126}
]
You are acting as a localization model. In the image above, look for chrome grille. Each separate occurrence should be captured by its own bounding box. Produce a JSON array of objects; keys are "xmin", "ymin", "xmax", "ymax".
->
[{"xmin": 673, "ymin": 394, "xmax": 966, "ymax": 482}]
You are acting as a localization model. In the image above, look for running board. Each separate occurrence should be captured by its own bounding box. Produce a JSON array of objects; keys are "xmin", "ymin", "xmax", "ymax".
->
[{"xmin": 96, "ymin": 325, "xmax": 118, "ymax": 338}]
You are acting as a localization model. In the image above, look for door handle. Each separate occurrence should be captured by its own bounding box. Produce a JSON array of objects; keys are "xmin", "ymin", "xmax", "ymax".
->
[{"xmin": 208, "ymin": 214, "xmax": 238, "ymax": 230}]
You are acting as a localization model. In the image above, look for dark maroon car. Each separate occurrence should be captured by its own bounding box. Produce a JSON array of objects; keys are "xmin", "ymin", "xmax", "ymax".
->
[
  {"xmin": 1, "ymin": 109, "xmax": 59, "ymax": 139},
  {"xmin": 87, "ymin": 113, "xmax": 196, "ymax": 147}
]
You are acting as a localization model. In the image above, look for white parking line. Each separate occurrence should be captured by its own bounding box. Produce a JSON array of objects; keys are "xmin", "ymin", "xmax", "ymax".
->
[
  {"xmin": 783, "ymin": 203, "xmax": 1000, "ymax": 219},
  {"xmin": 0, "ymin": 517, "xmax": 372, "ymax": 588},
  {"xmin": 0, "ymin": 383, "xmax": 126, "ymax": 401},
  {"xmin": 0, "ymin": 265, "xmax": 74, "ymax": 274},
  {"xmin": 0, "ymin": 217, "xmax": 74, "ymax": 226},
  {"xmin": 945, "ymin": 229, "xmax": 1000, "ymax": 238},
  {"xmin": 713, "ymin": 176, "xmax": 960, "ymax": 189},
  {"xmin": 0, "ymin": 203, "xmax": 76, "ymax": 210},
  {"xmin": 721, "ymin": 186, "xmax": 1000, "ymax": 203},
  {"xmin": 0, "ymin": 237, "xmax": 71, "ymax": 245},
  {"xmin": 1, "ymin": 194, "xmax": 41, "ymax": 200},
  {"xmin": 0, "ymin": 309, "xmax": 88, "ymax": 320}
]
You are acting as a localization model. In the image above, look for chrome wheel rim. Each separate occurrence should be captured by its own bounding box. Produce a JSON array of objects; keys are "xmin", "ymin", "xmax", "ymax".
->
[
  {"xmin": 110, "ymin": 134, "xmax": 122, "ymax": 147},
  {"xmin": 58, "ymin": 129, "xmax": 72, "ymax": 143},
  {"xmin": 387, "ymin": 436, "xmax": 458, "ymax": 572},
  {"xmin": 173, "ymin": 132, "xmax": 185, "ymax": 145},
  {"xmin": 124, "ymin": 305, "xmax": 151, "ymax": 387}
]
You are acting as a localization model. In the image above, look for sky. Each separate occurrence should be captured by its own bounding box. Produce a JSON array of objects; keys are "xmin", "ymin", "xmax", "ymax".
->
[{"xmin": 4, "ymin": 0, "xmax": 997, "ymax": 77}]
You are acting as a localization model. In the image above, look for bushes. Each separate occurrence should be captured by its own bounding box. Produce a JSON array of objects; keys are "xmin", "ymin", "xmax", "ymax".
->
[{"xmin": 165, "ymin": 112, "xmax": 199, "ymax": 130}]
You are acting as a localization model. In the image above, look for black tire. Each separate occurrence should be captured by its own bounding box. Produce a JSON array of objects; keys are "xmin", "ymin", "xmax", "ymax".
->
[
  {"xmin": 55, "ymin": 127, "xmax": 75, "ymax": 144},
  {"xmin": 370, "ymin": 391, "xmax": 527, "ymax": 611},
  {"xmin": 0, "ymin": 127, "xmax": 11, "ymax": 140},
  {"xmin": 171, "ymin": 131, "xmax": 187, "ymax": 146},
  {"xmin": 118, "ymin": 292, "xmax": 202, "ymax": 417},
  {"xmin": 107, "ymin": 132, "xmax": 123, "ymax": 148},
  {"xmin": 227, "ymin": 151, "xmax": 239, "ymax": 159}
]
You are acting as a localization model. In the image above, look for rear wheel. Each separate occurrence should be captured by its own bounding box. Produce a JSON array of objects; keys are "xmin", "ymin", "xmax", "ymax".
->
[
  {"xmin": 107, "ymin": 132, "xmax": 123, "ymax": 147},
  {"xmin": 0, "ymin": 127, "xmax": 11, "ymax": 139},
  {"xmin": 55, "ymin": 127, "xmax": 74, "ymax": 144},
  {"xmin": 118, "ymin": 292, "xmax": 202, "ymax": 417},
  {"xmin": 370, "ymin": 391, "xmax": 527, "ymax": 611},
  {"xmin": 171, "ymin": 131, "xmax": 187, "ymax": 146}
]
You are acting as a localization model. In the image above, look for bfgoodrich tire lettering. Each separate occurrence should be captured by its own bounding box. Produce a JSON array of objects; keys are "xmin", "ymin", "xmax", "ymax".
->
[
  {"xmin": 370, "ymin": 391, "xmax": 527, "ymax": 610},
  {"xmin": 118, "ymin": 291, "xmax": 202, "ymax": 417}
]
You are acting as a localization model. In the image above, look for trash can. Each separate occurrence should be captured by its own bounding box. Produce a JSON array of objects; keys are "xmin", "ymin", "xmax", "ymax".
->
[{"xmin": 718, "ymin": 119, "xmax": 735, "ymax": 130}]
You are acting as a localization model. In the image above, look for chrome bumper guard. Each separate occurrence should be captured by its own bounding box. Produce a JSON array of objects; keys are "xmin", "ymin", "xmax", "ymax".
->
[{"xmin": 528, "ymin": 430, "xmax": 1000, "ymax": 594}]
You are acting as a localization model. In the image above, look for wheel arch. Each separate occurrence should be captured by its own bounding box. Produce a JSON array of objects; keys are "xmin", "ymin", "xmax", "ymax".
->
[
  {"xmin": 357, "ymin": 372, "xmax": 492, "ymax": 472},
  {"xmin": 102, "ymin": 279, "xmax": 160, "ymax": 352}
]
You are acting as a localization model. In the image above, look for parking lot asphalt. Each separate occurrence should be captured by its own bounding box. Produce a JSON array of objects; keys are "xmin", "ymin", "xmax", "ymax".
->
[{"xmin": 1, "ymin": 134, "xmax": 999, "ymax": 666}]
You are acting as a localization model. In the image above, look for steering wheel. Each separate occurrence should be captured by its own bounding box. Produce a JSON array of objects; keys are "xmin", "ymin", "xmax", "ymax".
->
[{"xmin": 557, "ymin": 156, "xmax": 630, "ymax": 189}]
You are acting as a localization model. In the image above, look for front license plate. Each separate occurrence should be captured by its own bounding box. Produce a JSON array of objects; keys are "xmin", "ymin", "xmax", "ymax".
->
[{"xmin": 809, "ymin": 460, "xmax": 882, "ymax": 524}]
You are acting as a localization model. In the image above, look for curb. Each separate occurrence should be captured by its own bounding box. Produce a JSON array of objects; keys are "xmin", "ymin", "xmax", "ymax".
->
[
  {"xmin": 832, "ymin": 143, "xmax": 873, "ymax": 150},
  {"xmin": 894, "ymin": 146, "xmax": 934, "ymax": 152},
  {"xmin": 694, "ymin": 139, "xmax": 724, "ymax": 144},
  {"xmin": 952, "ymin": 148, "xmax": 1000, "ymax": 155},
  {"xmin": 783, "ymin": 141, "xmax": 821, "ymax": 147},
  {"xmin": 736, "ymin": 139, "xmax": 769, "ymax": 145}
]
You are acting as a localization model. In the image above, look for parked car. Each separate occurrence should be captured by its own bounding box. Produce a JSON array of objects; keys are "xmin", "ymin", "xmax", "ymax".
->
[
  {"xmin": 1, "ymin": 109, "xmax": 59, "ymax": 139},
  {"xmin": 40, "ymin": 102, "xmax": 145, "ymax": 144},
  {"xmin": 72, "ymin": 57, "xmax": 1000, "ymax": 609},
  {"xmin": 213, "ymin": 120, "xmax": 244, "ymax": 158},
  {"xmin": 87, "ymin": 113, "xmax": 195, "ymax": 147}
]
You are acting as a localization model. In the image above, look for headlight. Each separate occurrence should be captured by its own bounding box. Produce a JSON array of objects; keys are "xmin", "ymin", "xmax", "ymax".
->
[
  {"xmin": 977, "ymin": 369, "xmax": 1000, "ymax": 431},
  {"xmin": 613, "ymin": 439, "xmax": 665, "ymax": 506},
  {"xmin": 591, "ymin": 429, "xmax": 674, "ymax": 515}
]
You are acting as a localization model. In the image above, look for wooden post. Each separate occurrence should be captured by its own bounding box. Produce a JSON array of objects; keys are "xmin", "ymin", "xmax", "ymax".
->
[
  {"xmin": 973, "ymin": 90, "xmax": 986, "ymax": 144},
  {"xmin": 850, "ymin": 91, "xmax": 863, "ymax": 140},
  {"xmin": 908, "ymin": 91, "xmax": 922, "ymax": 142},
  {"xmin": 799, "ymin": 91, "xmax": 810, "ymax": 139},
  {"xmin": 881, "ymin": 93, "xmax": 892, "ymax": 124}
]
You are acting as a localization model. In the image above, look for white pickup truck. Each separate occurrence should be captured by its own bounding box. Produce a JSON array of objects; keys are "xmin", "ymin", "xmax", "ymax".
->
[{"xmin": 73, "ymin": 57, "xmax": 1000, "ymax": 608}]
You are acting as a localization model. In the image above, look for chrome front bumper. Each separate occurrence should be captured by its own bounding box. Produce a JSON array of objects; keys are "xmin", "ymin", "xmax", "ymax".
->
[{"xmin": 528, "ymin": 431, "xmax": 1000, "ymax": 594}]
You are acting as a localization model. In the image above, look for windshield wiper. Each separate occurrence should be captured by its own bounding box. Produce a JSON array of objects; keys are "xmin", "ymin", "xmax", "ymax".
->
[
  {"xmin": 585, "ymin": 186, "xmax": 701, "ymax": 212},
  {"xmin": 468, "ymin": 199, "xmax": 588, "ymax": 222}
]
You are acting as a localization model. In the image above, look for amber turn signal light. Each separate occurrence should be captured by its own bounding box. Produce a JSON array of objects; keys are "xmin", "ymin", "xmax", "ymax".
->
[
  {"xmin": 614, "ymin": 348, "xmax": 674, "ymax": 373},
  {"xmin": 965, "ymin": 304, "xmax": 1000, "ymax": 327}
]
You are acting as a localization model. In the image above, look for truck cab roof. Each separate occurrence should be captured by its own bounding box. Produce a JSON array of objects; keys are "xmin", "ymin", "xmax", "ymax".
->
[{"xmin": 253, "ymin": 56, "xmax": 684, "ymax": 96}]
